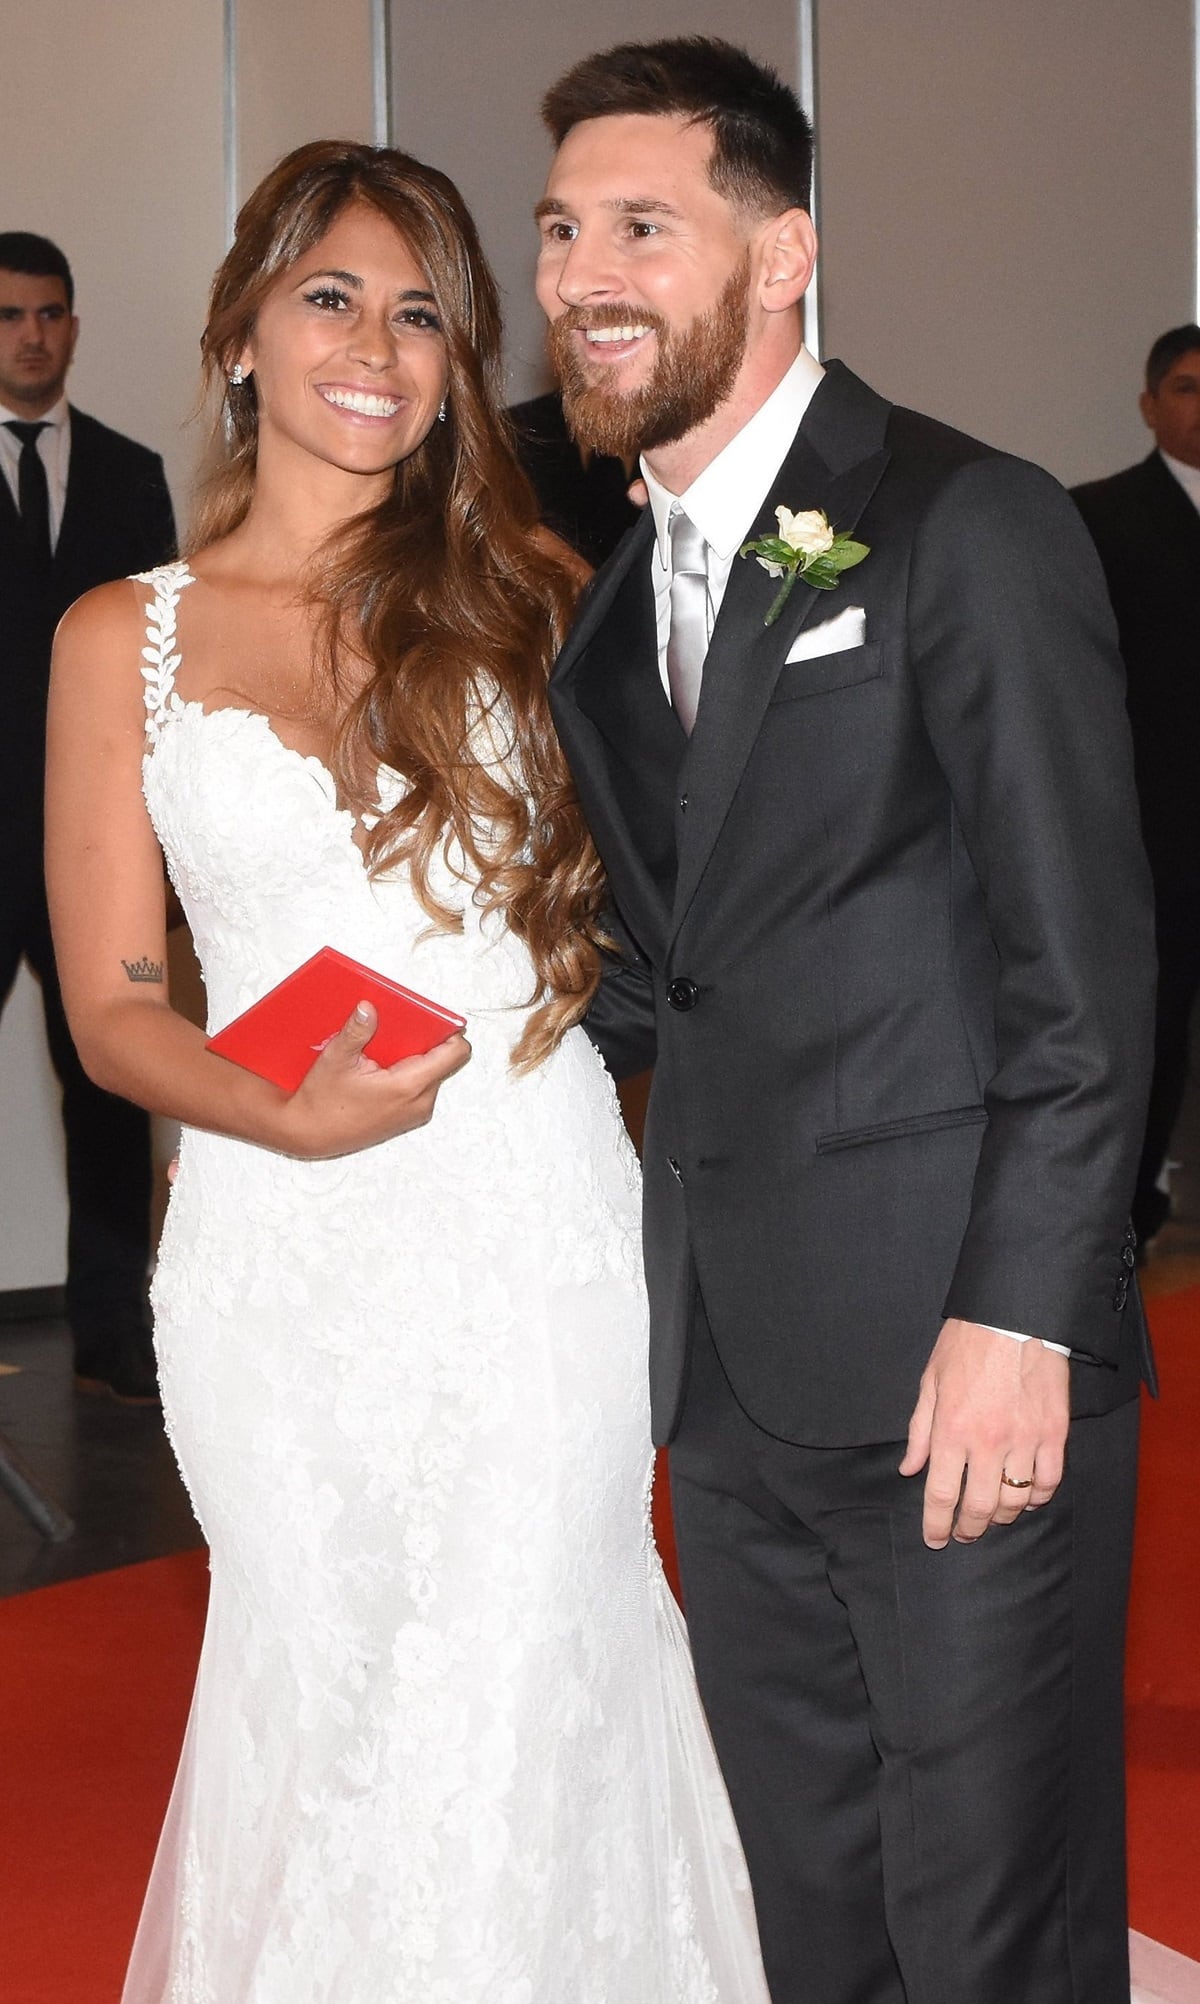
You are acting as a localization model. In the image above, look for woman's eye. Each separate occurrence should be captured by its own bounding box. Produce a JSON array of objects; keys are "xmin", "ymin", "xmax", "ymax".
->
[
  {"xmin": 397, "ymin": 307, "xmax": 442, "ymax": 332},
  {"xmin": 303, "ymin": 286, "xmax": 350, "ymax": 311}
]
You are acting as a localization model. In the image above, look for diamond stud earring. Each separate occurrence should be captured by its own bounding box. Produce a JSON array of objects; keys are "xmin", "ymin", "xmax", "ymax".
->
[{"xmin": 230, "ymin": 363, "xmax": 246, "ymax": 387}]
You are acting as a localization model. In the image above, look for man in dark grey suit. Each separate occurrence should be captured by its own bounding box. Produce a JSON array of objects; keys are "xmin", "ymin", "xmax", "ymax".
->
[
  {"xmin": 1073, "ymin": 325, "xmax": 1200, "ymax": 1248},
  {"xmin": 0, "ymin": 232, "xmax": 175, "ymax": 1401},
  {"xmin": 538, "ymin": 40, "xmax": 1154, "ymax": 2004}
]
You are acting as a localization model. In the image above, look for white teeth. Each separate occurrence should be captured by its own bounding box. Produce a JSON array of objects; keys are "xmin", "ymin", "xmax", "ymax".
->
[
  {"xmin": 321, "ymin": 387, "xmax": 401, "ymax": 417},
  {"xmin": 586, "ymin": 324, "xmax": 651, "ymax": 344}
]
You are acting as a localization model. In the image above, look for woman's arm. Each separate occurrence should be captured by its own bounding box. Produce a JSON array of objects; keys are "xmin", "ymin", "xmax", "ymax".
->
[{"xmin": 45, "ymin": 581, "xmax": 468, "ymax": 1158}]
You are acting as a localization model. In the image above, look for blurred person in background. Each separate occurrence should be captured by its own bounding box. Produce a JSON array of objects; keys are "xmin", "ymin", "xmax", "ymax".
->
[
  {"xmin": 0, "ymin": 231, "xmax": 175, "ymax": 1401},
  {"xmin": 1074, "ymin": 326, "xmax": 1200, "ymax": 1249}
]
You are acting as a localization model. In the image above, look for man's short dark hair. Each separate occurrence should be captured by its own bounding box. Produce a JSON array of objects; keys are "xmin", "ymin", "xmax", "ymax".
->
[
  {"xmin": 1145, "ymin": 324, "xmax": 1200, "ymax": 394},
  {"xmin": 542, "ymin": 37, "xmax": 813, "ymax": 219},
  {"xmin": 0, "ymin": 232, "xmax": 74, "ymax": 311}
]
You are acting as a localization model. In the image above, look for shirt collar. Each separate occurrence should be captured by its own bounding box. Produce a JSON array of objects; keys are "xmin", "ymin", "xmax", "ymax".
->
[
  {"xmin": 644, "ymin": 347, "xmax": 826, "ymax": 566},
  {"xmin": 0, "ymin": 394, "xmax": 68, "ymax": 431},
  {"xmin": 1159, "ymin": 447, "xmax": 1200, "ymax": 511}
]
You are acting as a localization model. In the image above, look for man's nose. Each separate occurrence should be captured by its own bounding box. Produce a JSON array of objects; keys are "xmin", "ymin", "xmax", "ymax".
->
[
  {"xmin": 553, "ymin": 232, "xmax": 623, "ymax": 309},
  {"xmin": 18, "ymin": 314, "xmax": 47, "ymax": 348}
]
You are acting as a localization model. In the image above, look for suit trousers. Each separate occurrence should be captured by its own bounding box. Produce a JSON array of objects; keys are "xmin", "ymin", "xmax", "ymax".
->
[
  {"xmin": 669, "ymin": 1303, "xmax": 1138, "ymax": 2004},
  {"xmin": 0, "ymin": 857, "xmax": 152, "ymax": 1349}
]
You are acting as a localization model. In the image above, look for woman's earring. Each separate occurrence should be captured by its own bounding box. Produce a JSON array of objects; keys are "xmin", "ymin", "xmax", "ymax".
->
[
  {"xmin": 230, "ymin": 363, "xmax": 246, "ymax": 387},
  {"xmin": 437, "ymin": 398, "xmax": 447, "ymax": 423}
]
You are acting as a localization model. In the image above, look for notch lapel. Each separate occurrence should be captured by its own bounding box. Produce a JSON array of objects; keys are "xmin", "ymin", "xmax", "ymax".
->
[
  {"xmin": 671, "ymin": 364, "xmax": 891, "ymax": 939},
  {"xmin": 551, "ymin": 511, "xmax": 676, "ymax": 957}
]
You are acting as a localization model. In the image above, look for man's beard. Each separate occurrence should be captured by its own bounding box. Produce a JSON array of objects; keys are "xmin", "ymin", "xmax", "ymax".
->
[{"xmin": 549, "ymin": 255, "xmax": 751, "ymax": 462}]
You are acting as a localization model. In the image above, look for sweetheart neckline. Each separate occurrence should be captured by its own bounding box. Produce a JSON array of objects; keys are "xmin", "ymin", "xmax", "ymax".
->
[{"xmin": 144, "ymin": 697, "xmax": 399, "ymax": 866}]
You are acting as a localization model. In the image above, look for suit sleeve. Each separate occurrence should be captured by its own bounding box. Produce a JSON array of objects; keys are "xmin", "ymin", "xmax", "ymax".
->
[
  {"xmin": 582, "ymin": 905, "xmax": 658, "ymax": 1080},
  {"xmin": 909, "ymin": 455, "xmax": 1155, "ymax": 1360}
]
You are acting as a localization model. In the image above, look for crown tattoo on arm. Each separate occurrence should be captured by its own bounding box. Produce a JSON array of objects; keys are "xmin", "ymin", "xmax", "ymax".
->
[{"xmin": 121, "ymin": 956, "xmax": 164, "ymax": 984}]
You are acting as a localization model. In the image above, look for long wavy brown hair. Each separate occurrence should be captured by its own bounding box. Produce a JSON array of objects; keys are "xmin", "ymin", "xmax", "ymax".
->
[{"xmin": 191, "ymin": 140, "xmax": 607, "ymax": 1070}]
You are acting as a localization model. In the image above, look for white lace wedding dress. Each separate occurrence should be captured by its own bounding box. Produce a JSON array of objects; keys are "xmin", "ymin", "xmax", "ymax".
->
[{"xmin": 122, "ymin": 562, "xmax": 767, "ymax": 2004}]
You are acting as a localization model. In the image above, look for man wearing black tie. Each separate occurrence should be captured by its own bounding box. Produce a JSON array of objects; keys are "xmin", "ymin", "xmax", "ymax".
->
[
  {"xmin": 0, "ymin": 232, "xmax": 175, "ymax": 1402},
  {"xmin": 540, "ymin": 40, "xmax": 1154, "ymax": 2003}
]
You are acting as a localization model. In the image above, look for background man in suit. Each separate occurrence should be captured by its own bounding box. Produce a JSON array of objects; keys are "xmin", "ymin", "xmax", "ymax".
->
[
  {"xmin": 1073, "ymin": 326, "xmax": 1200, "ymax": 1248},
  {"xmin": 539, "ymin": 40, "xmax": 1154, "ymax": 2003},
  {"xmin": 508, "ymin": 387, "xmax": 642, "ymax": 565},
  {"xmin": 0, "ymin": 232, "xmax": 175, "ymax": 1402}
]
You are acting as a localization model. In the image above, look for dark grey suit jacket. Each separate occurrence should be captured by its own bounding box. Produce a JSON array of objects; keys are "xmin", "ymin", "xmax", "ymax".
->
[
  {"xmin": 550, "ymin": 362, "xmax": 1156, "ymax": 1447},
  {"xmin": 1072, "ymin": 451, "xmax": 1200, "ymax": 898},
  {"xmin": 0, "ymin": 406, "xmax": 175, "ymax": 875}
]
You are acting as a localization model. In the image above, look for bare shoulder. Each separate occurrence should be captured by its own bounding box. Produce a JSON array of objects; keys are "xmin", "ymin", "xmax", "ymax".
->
[
  {"xmin": 50, "ymin": 576, "xmax": 157, "ymax": 734},
  {"xmin": 54, "ymin": 575, "xmax": 150, "ymax": 663}
]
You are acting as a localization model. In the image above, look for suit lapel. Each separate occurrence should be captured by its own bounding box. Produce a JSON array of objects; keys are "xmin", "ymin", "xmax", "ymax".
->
[
  {"xmin": 551, "ymin": 511, "xmax": 677, "ymax": 955},
  {"xmin": 671, "ymin": 364, "xmax": 891, "ymax": 937}
]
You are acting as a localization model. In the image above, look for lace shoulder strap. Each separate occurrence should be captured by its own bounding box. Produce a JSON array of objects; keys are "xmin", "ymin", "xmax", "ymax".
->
[{"xmin": 134, "ymin": 559, "xmax": 195, "ymax": 743}]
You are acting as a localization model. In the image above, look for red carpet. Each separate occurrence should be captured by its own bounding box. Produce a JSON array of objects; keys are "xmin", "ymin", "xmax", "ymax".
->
[
  {"xmin": 0, "ymin": 1549, "xmax": 209, "ymax": 2004},
  {"xmin": 1, "ymin": 1292, "xmax": 1196, "ymax": 2001},
  {"xmin": 1126, "ymin": 1286, "xmax": 1200, "ymax": 1962}
]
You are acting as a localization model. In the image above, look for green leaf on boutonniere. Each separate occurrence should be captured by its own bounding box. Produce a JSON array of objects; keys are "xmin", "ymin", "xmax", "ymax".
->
[{"xmin": 740, "ymin": 507, "xmax": 870, "ymax": 624}]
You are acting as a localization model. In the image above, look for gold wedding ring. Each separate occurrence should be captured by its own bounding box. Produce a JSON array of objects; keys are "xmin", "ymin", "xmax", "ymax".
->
[{"xmin": 1000, "ymin": 1470, "xmax": 1034, "ymax": 1489}]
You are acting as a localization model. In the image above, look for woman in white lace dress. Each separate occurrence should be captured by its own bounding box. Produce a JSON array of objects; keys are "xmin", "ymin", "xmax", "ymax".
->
[{"xmin": 44, "ymin": 142, "xmax": 767, "ymax": 2003}]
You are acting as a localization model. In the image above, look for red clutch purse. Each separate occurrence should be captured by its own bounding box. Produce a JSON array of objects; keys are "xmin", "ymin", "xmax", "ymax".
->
[{"xmin": 205, "ymin": 946, "xmax": 466, "ymax": 1092}]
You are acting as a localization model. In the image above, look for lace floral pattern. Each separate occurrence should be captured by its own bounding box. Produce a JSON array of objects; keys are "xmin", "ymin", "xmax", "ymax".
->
[{"xmin": 124, "ymin": 563, "xmax": 767, "ymax": 2003}]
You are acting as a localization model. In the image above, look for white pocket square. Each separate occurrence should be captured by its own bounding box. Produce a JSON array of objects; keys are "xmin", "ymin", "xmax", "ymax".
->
[{"xmin": 784, "ymin": 604, "xmax": 866, "ymax": 663}]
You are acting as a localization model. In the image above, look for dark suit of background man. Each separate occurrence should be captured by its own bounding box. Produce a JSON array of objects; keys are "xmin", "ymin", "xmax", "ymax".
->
[
  {"xmin": 0, "ymin": 233, "xmax": 175, "ymax": 1402},
  {"xmin": 1073, "ymin": 325, "xmax": 1200, "ymax": 1249},
  {"xmin": 538, "ymin": 40, "xmax": 1154, "ymax": 2004}
]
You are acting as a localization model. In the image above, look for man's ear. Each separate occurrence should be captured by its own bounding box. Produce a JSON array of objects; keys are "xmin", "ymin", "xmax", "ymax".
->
[
  {"xmin": 756, "ymin": 208, "xmax": 818, "ymax": 314},
  {"xmin": 1138, "ymin": 387, "xmax": 1156, "ymax": 434}
]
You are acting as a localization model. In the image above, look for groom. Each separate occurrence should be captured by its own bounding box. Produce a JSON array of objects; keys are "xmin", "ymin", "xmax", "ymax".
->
[{"xmin": 538, "ymin": 38, "xmax": 1155, "ymax": 2004}]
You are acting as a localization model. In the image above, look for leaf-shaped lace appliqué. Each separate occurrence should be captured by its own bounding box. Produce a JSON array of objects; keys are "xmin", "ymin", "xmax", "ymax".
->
[{"xmin": 135, "ymin": 560, "xmax": 195, "ymax": 744}]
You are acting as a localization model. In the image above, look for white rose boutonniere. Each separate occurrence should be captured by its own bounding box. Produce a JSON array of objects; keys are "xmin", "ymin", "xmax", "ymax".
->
[{"xmin": 740, "ymin": 505, "xmax": 869, "ymax": 626}]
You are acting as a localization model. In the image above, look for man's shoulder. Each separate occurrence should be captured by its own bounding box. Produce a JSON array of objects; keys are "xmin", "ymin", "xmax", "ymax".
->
[
  {"xmin": 1070, "ymin": 456, "xmax": 1157, "ymax": 513},
  {"xmin": 68, "ymin": 406, "xmax": 166, "ymax": 475}
]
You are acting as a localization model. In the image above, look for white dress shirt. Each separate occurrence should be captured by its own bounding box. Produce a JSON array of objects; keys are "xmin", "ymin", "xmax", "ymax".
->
[
  {"xmin": 643, "ymin": 346, "xmax": 825, "ymax": 695},
  {"xmin": 642, "ymin": 349, "xmax": 1064, "ymax": 1355},
  {"xmin": 1159, "ymin": 448, "xmax": 1200, "ymax": 515},
  {"xmin": 0, "ymin": 394, "xmax": 71, "ymax": 550}
]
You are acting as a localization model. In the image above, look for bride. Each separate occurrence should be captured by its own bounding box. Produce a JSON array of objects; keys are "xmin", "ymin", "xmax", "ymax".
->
[{"xmin": 44, "ymin": 141, "xmax": 768, "ymax": 2002}]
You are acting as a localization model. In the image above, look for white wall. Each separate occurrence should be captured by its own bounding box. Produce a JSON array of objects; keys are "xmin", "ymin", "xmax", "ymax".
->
[{"xmin": 816, "ymin": 0, "xmax": 1197, "ymax": 484}]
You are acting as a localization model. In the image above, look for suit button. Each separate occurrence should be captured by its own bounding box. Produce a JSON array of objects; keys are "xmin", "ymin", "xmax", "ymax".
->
[
  {"xmin": 669, "ymin": 1157, "xmax": 683, "ymax": 1182},
  {"xmin": 1121, "ymin": 1245, "xmax": 1136, "ymax": 1269},
  {"xmin": 1113, "ymin": 1280, "xmax": 1129, "ymax": 1310},
  {"xmin": 1124, "ymin": 1223, "xmax": 1138, "ymax": 1245},
  {"xmin": 667, "ymin": 977, "xmax": 699, "ymax": 1011},
  {"xmin": 678, "ymin": 794, "xmax": 688, "ymax": 812}
]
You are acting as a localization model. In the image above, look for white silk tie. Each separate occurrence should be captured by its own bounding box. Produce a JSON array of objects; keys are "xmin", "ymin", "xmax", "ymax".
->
[{"xmin": 666, "ymin": 504, "xmax": 709, "ymax": 735}]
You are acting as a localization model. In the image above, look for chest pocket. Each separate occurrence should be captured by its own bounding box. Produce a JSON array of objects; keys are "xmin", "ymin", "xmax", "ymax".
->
[{"xmin": 769, "ymin": 641, "xmax": 885, "ymax": 705}]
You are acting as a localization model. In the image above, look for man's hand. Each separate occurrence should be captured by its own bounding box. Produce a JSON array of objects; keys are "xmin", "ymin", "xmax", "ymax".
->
[{"xmin": 899, "ymin": 1318, "xmax": 1069, "ymax": 1549}]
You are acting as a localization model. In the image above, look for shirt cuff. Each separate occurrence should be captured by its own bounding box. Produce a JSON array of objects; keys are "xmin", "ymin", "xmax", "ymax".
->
[{"xmin": 984, "ymin": 1323, "xmax": 1071, "ymax": 1358}]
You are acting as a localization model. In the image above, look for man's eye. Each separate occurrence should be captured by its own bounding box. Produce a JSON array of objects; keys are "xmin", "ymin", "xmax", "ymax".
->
[
  {"xmin": 303, "ymin": 286, "xmax": 350, "ymax": 311},
  {"xmin": 628, "ymin": 221, "xmax": 659, "ymax": 239},
  {"xmin": 543, "ymin": 223, "xmax": 576, "ymax": 245},
  {"xmin": 39, "ymin": 306, "xmax": 66, "ymax": 322}
]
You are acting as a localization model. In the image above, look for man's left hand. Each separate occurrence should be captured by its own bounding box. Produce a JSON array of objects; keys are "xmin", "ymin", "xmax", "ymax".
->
[{"xmin": 899, "ymin": 1319, "xmax": 1069, "ymax": 1549}]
